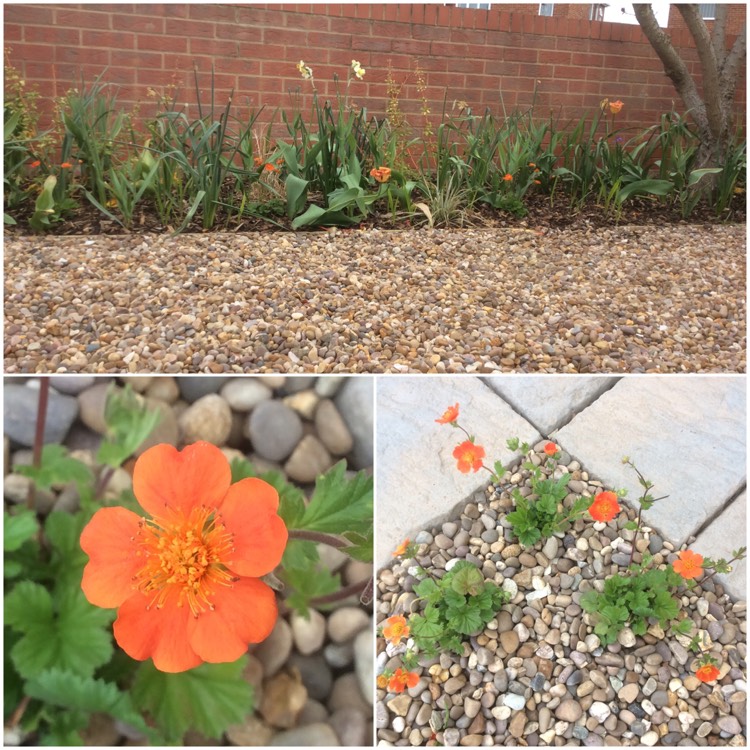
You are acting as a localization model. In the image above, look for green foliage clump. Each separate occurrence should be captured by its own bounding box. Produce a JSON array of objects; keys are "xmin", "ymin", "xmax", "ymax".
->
[
  {"xmin": 409, "ymin": 561, "xmax": 510, "ymax": 656},
  {"xmin": 580, "ymin": 555, "xmax": 683, "ymax": 645}
]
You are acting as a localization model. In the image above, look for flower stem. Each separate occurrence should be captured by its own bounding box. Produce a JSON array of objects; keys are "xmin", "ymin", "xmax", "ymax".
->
[
  {"xmin": 308, "ymin": 576, "xmax": 372, "ymax": 607},
  {"xmin": 700, "ymin": 553, "xmax": 744, "ymax": 586},
  {"xmin": 628, "ymin": 506, "xmax": 643, "ymax": 567},
  {"xmin": 27, "ymin": 377, "xmax": 50, "ymax": 511},
  {"xmin": 288, "ymin": 528, "xmax": 348, "ymax": 549},
  {"xmin": 94, "ymin": 465, "xmax": 116, "ymax": 501}
]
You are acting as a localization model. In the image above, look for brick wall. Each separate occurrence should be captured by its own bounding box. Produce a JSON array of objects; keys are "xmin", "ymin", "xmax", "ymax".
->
[{"xmin": 4, "ymin": 3, "xmax": 746, "ymax": 139}]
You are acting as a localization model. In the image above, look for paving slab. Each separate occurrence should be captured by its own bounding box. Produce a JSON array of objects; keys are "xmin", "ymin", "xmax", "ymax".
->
[
  {"xmin": 375, "ymin": 377, "xmax": 540, "ymax": 565},
  {"xmin": 692, "ymin": 491, "xmax": 747, "ymax": 600},
  {"xmin": 553, "ymin": 377, "xmax": 746, "ymax": 547},
  {"xmin": 481, "ymin": 375, "xmax": 619, "ymax": 434}
]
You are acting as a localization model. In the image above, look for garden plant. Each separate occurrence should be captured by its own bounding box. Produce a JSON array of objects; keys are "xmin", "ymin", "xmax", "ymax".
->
[
  {"xmin": 375, "ymin": 404, "xmax": 746, "ymax": 745},
  {"xmin": 4, "ymin": 380, "xmax": 373, "ymax": 745},
  {"xmin": 4, "ymin": 56, "xmax": 746, "ymax": 234}
]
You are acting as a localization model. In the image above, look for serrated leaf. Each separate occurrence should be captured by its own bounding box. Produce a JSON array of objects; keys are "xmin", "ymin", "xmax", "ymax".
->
[
  {"xmin": 5, "ymin": 581, "xmax": 53, "ymax": 632},
  {"xmin": 97, "ymin": 385, "xmax": 162, "ymax": 468},
  {"xmin": 4, "ymin": 509, "xmax": 39, "ymax": 551},
  {"xmin": 623, "ymin": 521, "xmax": 638, "ymax": 531},
  {"xmin": 449, "ymin": 604, "xmax": 484, "ymax": 635},
  {"xmin": 518, "ymin": 527, "xmax": 541, "ymax": 547},
  {"xmin": 25, "ymin": 668, "xmax": 160, "ymax": 743},
  {"xmin": 132, "ymin": 658, "xmax": 253, "ymax": 741},
  {"xmin": 281, "ymin": 538, "xmax": 319, "ymax": 570},
  {"xmin": 297, "ymin": 462, "xmax": 372, "ymax": 536},
  {"xmin": 449, "ymin": 563, "xmax": 484, "ymax": 597},
  {"xmin": 5, "ymin": 583, "xmax": 113, "ymax": 679},
  {"xmin": 341, "ymin": 530, "xmax": 373, "ymax": 562},
  {"xmin": 282, "ymin": 563, "xmax": 340, "ymax": 617},
  {"xmin": 15, "ymin": 444, "xmax": 93, "ymax": 491},
  {"xmin": 652, "ymin": 590, "xmax": 679, "ymax": 623},
  {"xmin": 411, "ymin": 610, "xmax": 444, "ymax": 641},
  {"xmin": 230, "ymin": 458, "xmax": 306, "ymax": 529},
  {"xmin": 414, "ymin": 577, "xmax": 440, "ymax": 602}
]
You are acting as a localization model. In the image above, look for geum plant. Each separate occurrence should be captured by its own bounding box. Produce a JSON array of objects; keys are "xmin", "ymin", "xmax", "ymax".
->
[
  {"xmin": 577, "ymin": 459, "xmax": 745, "ymax": 682},
  {"xmin": 4, "ymin": 381, "xmax": 372, "ymax": 745},
  {"xmin": 435, "ymin": 403, "xmax": 609, "ymax": 548}
]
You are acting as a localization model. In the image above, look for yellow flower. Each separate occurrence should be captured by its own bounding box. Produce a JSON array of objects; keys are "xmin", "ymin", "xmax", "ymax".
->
[
  {"xmin": 106, "ymin": 199, "xmax": 118, "ymax": 208},
  {"xmin": 351, "ymin": 59, "xmax": 365, "ymax": 79},
  {"xmin": 296, "ymin": 60, "xmax": 313, "ymax": 80},
  {"xmin": 608, "ymin": 99, "xmax": 624, "ymax": 115}
]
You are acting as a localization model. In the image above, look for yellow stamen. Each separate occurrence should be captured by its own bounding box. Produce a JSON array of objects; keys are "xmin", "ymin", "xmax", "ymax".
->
[{"xmin": 132, "ymin": 505, "xmax": 235, "ymax": 617}]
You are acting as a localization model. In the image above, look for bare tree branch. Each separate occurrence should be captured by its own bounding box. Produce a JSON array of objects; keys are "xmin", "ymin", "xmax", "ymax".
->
[
  {"xmin": 677, "ymin": 5, "xmax": 723, "ymax": 142},
  {"xmin": 712, "ymin": 4, "xmax": 728, "ymax": 69}
]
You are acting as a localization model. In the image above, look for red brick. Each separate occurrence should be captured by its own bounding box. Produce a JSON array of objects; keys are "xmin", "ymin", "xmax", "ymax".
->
[
  {"xmin": 81, "ymin": 30, "xmax": 135, "ymax": 50},
  {"xmin": 55, "ymin": 45, "xmax": 109, "ymax": 65},
  {"xmin": 188, "ymin": 4, "xmax": 237, "ymax": 22},
  {"xmin": 166, "ymin": 18, "xmax": 216, "ymax": 38},
  {"xmin": 112, "ymin": 13, "xmax": 163, "ymax": 34},
  {"xmin": 215, "ymin": 23, "xmax": 264, "ymax": 43},
  {"xmin": 352, "ymin": 36, "xmax": 390, "ymax": 53},
  {"xmin": 110, "ymin": 49, "xmax": 162, "ymax": 69},
  {"xmin": 24, "ymin": 24, "xmax": 79, "ymax": 44},
  {"xmin": 283, "ymin": 11, "xmax": 329, "ymax": 30},
  {"xmin": 138, "ymin": 34, "xmax": 187, "ymax": 53},
  {"xmin": 6, "ymin": 4, "xmax": 55, "ymax": 25},
  {"xmin": 54, "ymin": 7, "xmax": 112, "ymax": 29}
]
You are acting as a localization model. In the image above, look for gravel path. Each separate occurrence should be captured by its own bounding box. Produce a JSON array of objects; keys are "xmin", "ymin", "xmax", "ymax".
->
[{"xmin": 4, "ymin": 224, "xmax": 745, "ymax": 374}]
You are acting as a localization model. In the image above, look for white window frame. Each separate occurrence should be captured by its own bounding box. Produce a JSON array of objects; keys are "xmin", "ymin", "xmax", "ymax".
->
[
  {"xmin": 699, "ymin": 3, "xmax": 716, "ymax": 20},
  {"xmin": 539, "ymin": 3, "xmax": 554, "ymax": 17}
]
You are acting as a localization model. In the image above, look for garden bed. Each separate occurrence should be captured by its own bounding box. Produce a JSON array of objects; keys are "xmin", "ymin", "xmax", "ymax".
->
[
  {"xmin": 375, "ymin": 445, "xmax": 747, "ymax": 747},
  {"xmin": 4, "ymin": 223, "xmax": 746, "ymax": 375}
]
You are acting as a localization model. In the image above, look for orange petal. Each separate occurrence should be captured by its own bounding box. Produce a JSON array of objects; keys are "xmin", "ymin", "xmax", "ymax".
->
[
  {"xmin": 220, "ymin": 478, "xmax": 288, "ymax": 577},
  {"xmin": 113, "ymin": 590, "xmax": 203, "ymax": 673},
  {"xmin": 188, "ymin": 578, "xmax": 277, "ymax": 663},
  {"xmin": 133, "ymin": 442, "xmax": 231, "ymax": 518},
  {"xmin": 80, "ymin": 507, "xmax": 143, "ymax": 608}
]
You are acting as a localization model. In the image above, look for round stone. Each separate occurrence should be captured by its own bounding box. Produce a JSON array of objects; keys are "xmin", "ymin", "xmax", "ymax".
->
[
  {"xmin": 246, "ymin": 400, "xmax": 303, "ymax": 461},
  {"xmin": 555, "ymin": 700, "xmax": 583, "ymax": 722}
]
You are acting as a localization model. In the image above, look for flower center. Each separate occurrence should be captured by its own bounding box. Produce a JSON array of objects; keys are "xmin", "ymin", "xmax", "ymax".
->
[{"xmin": 132, "ymin": 505, "xmax": 236, "ymax": 616}]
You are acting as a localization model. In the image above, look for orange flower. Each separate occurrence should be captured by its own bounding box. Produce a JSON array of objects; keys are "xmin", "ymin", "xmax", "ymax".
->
[
  {"xmin": 588, "ymin": 491, "xmax": 621, "ymax": 522},
  {"xmin": 533, "ymin": 179, "xmax": 541, "ymax": 185},
  {"xmin": 543, "ymin": 442, "xmax": 558, "ymax": 456},
  {"xmin": 80, "ymin": 442, "xmax": 288, "ymax": 673},
  {"xmin": 370, "ymin": 166, "xmax": 392, "ymax": 183},
  {"xmin": 253, "ymin": 156, "xmax": 263, "ymax": 167},
  {"xmin": 393, "ymin": 538, "xmax": 410, "ymax": 557},
  {"xmin": 435, "ymin": 403, "xmax": 459, "ymax": 424},
  {"xmin": 264, "ymin": 163, "xmax": 278, "ymax": 172},
  {"xmin": 695, "ymin": 663, "xmax": 720, "ymax": 683},
  {"xmin": 453, "ymin": 441, "xmax": 485, "ymax": 474},
  {"xmin": 388, "ymin": 667, "xmax": 420, "ymax": 693},
  {"xmin": 503, "ymin": 173, "xmax": 513, "ymax": 182},
  {"xmin": 672, "ymin": 549, "xmax": 704, "ymax": 580},
  {"xmin": 61, "ymin": 162, "xmax": 73, "ymax": 169},
  {"xmin": 29, "ymin": 159, "xmax": 41, "ymax": 168},
  {"xmin": 376, "ymin": 673, "xmax": 389, "ymax": 688},
  {"xmin": 383, "ymin": 615, "xmax": 410, "ymax": 644},
  {"xmin": 609, "ymin": 99, "xmax": 624, "ymax": 114},
  {"xmin": 528, "ymin": 162, "xmax": 536, "ymax": 168}
]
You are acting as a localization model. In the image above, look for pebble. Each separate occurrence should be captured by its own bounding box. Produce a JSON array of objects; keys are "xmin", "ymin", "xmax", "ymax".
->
[
  {"xmin": 178, "ymin": 393, "xmax": 232, "ymax": 445},
  {"xmin": 555, "ymin": 700, "xmax": 583, "ymax": 722},
  {"xmin": 246, "ymin": 400, "xmax": 303, "ymax": 461},
  {"xmin": 291, "ymin": 610, "xmax": 326, "ymax": 655},
  {"xmin": 315, "ymin": 399, "xmax": 354, "ymax": 455},
  {"xmin": 220, "ymin": 378, "xmax": 272, "ymax": 411},
  {"xmin": 284, "ymin": 434, "xmax": 333, "ymax": 483}
]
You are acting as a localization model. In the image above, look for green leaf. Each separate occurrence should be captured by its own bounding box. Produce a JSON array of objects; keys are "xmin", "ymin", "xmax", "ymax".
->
[
  {"xmin": 518, "ymin": 526, "xmax": 541, "ymax": 547},
  {"xmin": 414, "ymin": 577, "xmax": 440, "ymax": 603},
  {"xmin": 281, "ymin": 538, "xmax": 319, "ymax": 570},
  {"xmin": 341, "ymin": 530, "xmax": 374, "ymax": 562},
  {"xmin": 492, "ymin": 460, "xmax": 506, "ymax": 480},
  {"xmin": 97, "ymin": 385, "xmax": 162, "ymax": 468},
  {"xmin": 410, "ymin": 608, "xmax": 444, "ymax": 642},
  {"xmin": 616, "ymin": 178, "xmax": 673, "ymax": 202},
  {"xmin": 449, "ymin": 563, "xmax": 484, "ymax": 597},
  {"xmin": 652, "ymin": 590, "xmax": 679, "ymax": 623},
  {"xmin": 230, "ymin": 458, "xmax": 306, "ymax": 529},
  {"xmin": 132, "ymin": 658, "xmax": 253, "ymax": 741},
  {"xmin": 15, "ymin": 444, "xmax": 93, "ymax": 491},
  {"xmin": 25, "ymin": 668, "xmax": 160, "ymax": 743},
  {"xmin": 623, "ymin": 521, "xmax": 638, "ymax": 531},
  {"xmin": 281, "ymin": 563, "xmax": 340, "ymax": 617},
  {"xmin": 5, "ymin": 583, "xmax": 113, "ymax": 680},
  {"xmin": 449, "ymin": 604, "xmax": 484, "ymax": 635},
  {"xmin": 4, "ymin": 509, "xmax": 39, "ymax": 551},
  {"xmin": 297, "ymin": 462, "xmax": 372, "ymax": 537},
  {"xmin": 284, "ymin": 173, "xmax": 309, "ymax": 219}
]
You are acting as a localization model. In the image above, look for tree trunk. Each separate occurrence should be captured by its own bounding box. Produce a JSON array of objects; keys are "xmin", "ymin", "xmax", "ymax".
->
[{"xmin": 633, "ymin": 3, "xmax": 746, "ymax": 167}]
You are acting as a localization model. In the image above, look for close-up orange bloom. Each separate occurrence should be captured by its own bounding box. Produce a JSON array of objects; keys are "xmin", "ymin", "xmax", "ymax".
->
[
  {"xmin": 383, "ymin": 615, "xmax": 410, "ymax": 644},
  {"xmin": 80, "ymin": 442, "xmax": 288, "ymax": 673},
  {"xmin": 609, "ymin": 99, "xmax": 624, "ymax": 114},
  {"xmin": 393, "ymin": 538, "xmax": 410, "ymax": 557},
  {"xmin": 672, "ymin": 549, "xmax": 704, "ymax": 580},
  {"xmin": 370, "ymin": 166, "xmax": 392, "ymax": 183},
  {"xmin": 264, "ymin": 162, "xmax": 278, "ymax": 172},
  {"xmin": 61, "ymin": 161, "xmax": 73, "ymax": 169},
  {"xmin": 695, "ymin": 663, "xmax": 720, "ymax": 683},
  {"xmin": 543, "ymin": 442, "xmax": 558, "ymax": 456},
  {"xmin": 29, "ymin": 159, "xmax": 41, "ymax": 168},
  {"xmin": 503, "ymin": 173, "xmax": 513, "ymax": 182},
  {"xmin": 253, "ymin": 156, "xmax": 263, "ymax": 167},
  {"xmin": 435, "ymin": 403, "xmax": 460, "ymax": 424},
  {"xmin": 528, "ymin": 162, "xmax": 536, "ymax": 168},
  {"xmin": 588, "ymin": 491, "xmax": 621, "ymax": 522},
  {"xmin": 388, "ymin": 667, "xmax": 420, "ymax": 693},
  {"xmin": 453, "ymin": 440, "xmax": 485, "ymax": 474}
]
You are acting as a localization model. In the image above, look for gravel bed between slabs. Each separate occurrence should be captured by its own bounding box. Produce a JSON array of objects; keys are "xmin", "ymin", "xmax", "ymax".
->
[
  {"xmin": 4, "ymin": 224, "xmax": 746, "ymax": 374},
  {"xmin": 375, "ymin": 444, "xmax": 747, "ymax": 747}
]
